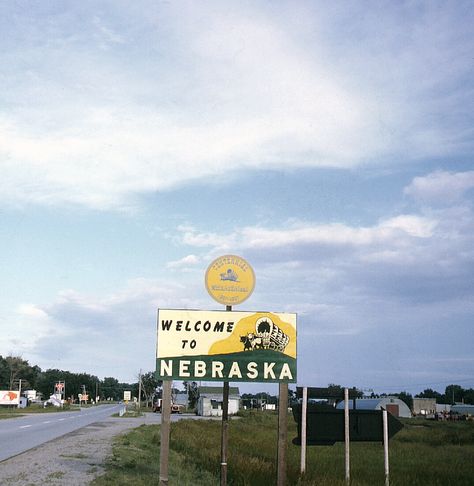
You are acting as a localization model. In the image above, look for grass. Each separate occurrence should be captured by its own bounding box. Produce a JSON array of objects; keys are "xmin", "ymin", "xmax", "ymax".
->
[
  {"xmin": 93, "ymin": 424, "xmax": 218, "ymax": 485},
  {"xmin": 112, "ymin": 410, "xmax": 144, "ymax": 418},
  {"xmin": 93, "ymin": 412, "xmax": 474, "ymax": 485},
  {"xmin": 60, "ymin": 453, "xmax": 89, "ymax": 459},
  {"xmin": 0, "ymin": 403, "xmax": 80, "ymax": 419},
  {"xmin": 46, "ymin": 471, "xmax": 65, "ymax": 480}
]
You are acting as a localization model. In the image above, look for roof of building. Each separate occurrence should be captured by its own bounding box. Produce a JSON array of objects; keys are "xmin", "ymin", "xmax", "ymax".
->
[
  {"xmin": 336, "ymin": 397, "xmax": 412, "ymax": 417},
  {"xmin": 451, "ymin": 404, "xmax": 474, "ymax": 415},
  {"xmin": 199, "ymin": 386, "xmax": 240, "ymax": 399}
]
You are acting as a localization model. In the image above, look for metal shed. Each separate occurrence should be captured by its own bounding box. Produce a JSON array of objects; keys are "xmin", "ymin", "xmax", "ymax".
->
[
  {"xmin": 336, "ymin": 397, "xmax": 412, "ymax": 418},
  {"xmin": 451, "ymin": 404, "xmax": 474, "ymax": 417},
  {"xmin": 197, "ymin": 386, "xmax": 240, "ymax": 417}
]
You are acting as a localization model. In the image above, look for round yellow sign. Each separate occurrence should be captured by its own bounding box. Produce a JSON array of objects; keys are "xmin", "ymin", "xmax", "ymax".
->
[{"xmin": 205, "ymin": 255, "xmax": 256, "ymax": 306}]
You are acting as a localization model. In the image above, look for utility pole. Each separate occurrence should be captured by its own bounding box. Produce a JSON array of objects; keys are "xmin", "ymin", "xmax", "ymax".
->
[
  {"xmin": 17, "ymin": 379, "xmax": 22, "ymax": 409},
  {"xmin": 138, "ymin": 370, "xmax": 142, "ymax": 409}
]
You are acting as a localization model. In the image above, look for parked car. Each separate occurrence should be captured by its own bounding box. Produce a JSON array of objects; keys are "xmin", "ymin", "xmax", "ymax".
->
[{"xmin": 152, "ymin": 399, "xmax": 184, "ymax": 414}]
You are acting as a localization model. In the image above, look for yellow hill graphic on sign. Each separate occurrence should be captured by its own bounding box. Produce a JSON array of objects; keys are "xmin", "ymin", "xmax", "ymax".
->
[{"xmin": 209, "ymin": 312, "xmax": 296, "ymax": 358}]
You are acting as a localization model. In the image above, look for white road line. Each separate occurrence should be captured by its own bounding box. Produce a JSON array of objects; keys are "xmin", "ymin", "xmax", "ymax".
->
[
  {"xmin": 19, "ymin": 425, "xmax": 32, "ymax": 429},
  {"xmin": 43, "ymin": 420, "xmax": 52, "ymax": 424}
]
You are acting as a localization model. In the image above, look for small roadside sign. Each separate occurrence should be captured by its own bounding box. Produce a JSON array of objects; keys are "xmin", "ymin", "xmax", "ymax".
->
[{"xmin": 123, "ymin": 391, "xmax": 131, "ymax": 401}]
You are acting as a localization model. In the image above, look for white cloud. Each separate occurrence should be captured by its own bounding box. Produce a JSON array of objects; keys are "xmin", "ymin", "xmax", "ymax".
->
[
  {"xmin": 178, "ymin": 214, "xmax": 437, "ymax": 252},
  {"xmin": 0, "ymin": 3, "xmax": 472, "ymax": 210},
  {"xmin": 0, "ymin": 304, "xmax": 60, "ymax": 356},
  {"xmin": 92, "ymin": 16, "xmax": 125, "ymax": 47},
  {"xmin": 4, "ymin": 278, "xmax": 209, "ymax": 381},
  {"xmin": 405, "ymin": 170, "xmax": 474, "ymax": 204},
  {"xmin": 166, "ymin": 254, "xmax": 200, "ymax": 269},
  {"xmin": 378, "ymin": 215, "xmax": 437, "ymax": 238},
  {"xmin": 173, "ymin": 171, "xmax": 474, "ymax": 306}
]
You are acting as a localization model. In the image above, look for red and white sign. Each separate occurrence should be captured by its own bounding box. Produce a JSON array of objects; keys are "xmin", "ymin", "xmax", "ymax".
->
[{"xmin": 0, "ymin": 390, "xmax": 20, "ymax": 405}]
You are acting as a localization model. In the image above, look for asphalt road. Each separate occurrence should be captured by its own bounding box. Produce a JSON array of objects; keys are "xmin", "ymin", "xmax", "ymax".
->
[{"xmin": 0, "ymin": 404, "xmax": 125, "ymax": 462}]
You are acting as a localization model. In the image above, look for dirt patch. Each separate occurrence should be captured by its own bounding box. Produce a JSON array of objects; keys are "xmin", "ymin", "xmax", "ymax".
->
[{"xmin": 0, "ymin": 413, "xmax": 162, "ymax": 485}]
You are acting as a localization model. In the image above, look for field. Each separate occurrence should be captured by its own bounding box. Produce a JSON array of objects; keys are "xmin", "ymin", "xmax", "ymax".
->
[{"xmin": 93, "ymin": 411, "xmax": 474, "ymax": 485}]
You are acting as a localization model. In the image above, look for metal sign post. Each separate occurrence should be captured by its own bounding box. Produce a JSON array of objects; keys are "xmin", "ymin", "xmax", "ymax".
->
[{"xmin": 220, "ymin": 305, "xmax": 232, "ymax": 486}]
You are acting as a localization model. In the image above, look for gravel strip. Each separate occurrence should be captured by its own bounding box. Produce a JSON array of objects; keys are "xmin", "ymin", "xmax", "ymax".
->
[{"xmin": 0, "ymin": 413, "xmax": 162, "ymax": 485}]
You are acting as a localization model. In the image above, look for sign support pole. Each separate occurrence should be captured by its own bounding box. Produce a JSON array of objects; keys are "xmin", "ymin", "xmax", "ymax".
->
[
  {"xmin": 383, "ymin": 409, "xmax": 390, "ymax": 486},
  {"xmin": 277, "ymin": 382, "xmax": 288, "ymax": 486},
  {"xmin": 344, "ymin": 387, "xmax": 350, "ymax": 484},
  {"xmin": 300, "ymin": 386, "xmax": 307, "ymax": 475},
  {"xmin": 138, "ymin": 369, "xmax": 142, "ymax": 409},
  {"xmin": 159, "ymin": 379, "xmax": 172, "ymax": 486},
  {"xmin": 220, "ymin": 305, "xmax": 232, "ymax": 486}
]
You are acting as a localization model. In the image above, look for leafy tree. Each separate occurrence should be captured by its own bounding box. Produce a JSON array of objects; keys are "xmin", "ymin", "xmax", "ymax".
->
[
  {"xmin": 139, "ymin": 371, "xmax": 161, "ymax": 407},
  {"xmin": 326, "ymin": 384, "xmax": 363, "ymax": 399},
  {"xmin": 101, "ymin": 377, "xmax": 121, "ymax": 400},
  {"xmin": 0, "ymin": 355, "xmax": 41, "ymax": 390},
  {"xmin": 36, "ymin": 369, "xmax": 100, "ymax": 401},
  {"xmin": 394, "ymin": 391, "xmax": 413, "ymax": 410},
  {"xmin": 463, "ymin": 388, "xmax": 474, "ymax": 405},
  {"xmin": 183, "ymin": 381, "xmax": 199, "ymax": 409},
  {"xmin": 445, "ymin": 384, "xmax": 464, "ymax": 404},
  {"xmin": 415, "ymin": 388, "xmax": 443, "ymax": 401}
]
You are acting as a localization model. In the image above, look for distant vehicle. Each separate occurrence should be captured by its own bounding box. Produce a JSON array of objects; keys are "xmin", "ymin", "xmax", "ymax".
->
[
  {"xmin": 152, "ymin": 399, "xmax": 184, "ymax": 414},
  {"xmin": 43, "ymin": 394, "xmax": 63, "ymax": 408}
]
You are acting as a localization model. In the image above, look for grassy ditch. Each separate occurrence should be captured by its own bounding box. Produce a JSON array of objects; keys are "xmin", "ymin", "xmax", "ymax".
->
[{"xmin": 93, "ymin": 412, "xmax": 474, "ymax": 485}]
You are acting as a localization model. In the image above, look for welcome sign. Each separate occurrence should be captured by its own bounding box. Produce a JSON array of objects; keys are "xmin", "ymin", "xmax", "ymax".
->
[{"xmin": 156, "ymin": 309, "xmax": 297, "ymax": 383}]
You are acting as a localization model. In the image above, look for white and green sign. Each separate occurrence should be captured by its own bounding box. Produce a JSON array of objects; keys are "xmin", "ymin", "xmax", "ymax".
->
[{"xmin": 156, "ymin": 309, "xmax": 297, "ymax": 383}]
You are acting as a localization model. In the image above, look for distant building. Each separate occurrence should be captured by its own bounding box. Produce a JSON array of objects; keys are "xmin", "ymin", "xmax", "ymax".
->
[
  {"xmin": 173, "ymin": 391, "xmax": 188, "ymax": 407},
  {"xmin": 23, "ymin": 390, "xmax": 38, "ymax": 401},
  {"xmin": 336, "ymin": 397, "xmax": 412, "ymax": 418},
  {"xmin": 413, "ymin": 398, "xmax": 436, "ymax": 416},
  {"xmin": 436, "ymin": 403, "xmax": 451, "ymax": 414},
  {"xmin": 197, "ymin": 386, "xmax": 240, "ymax": 417},
  {"xmin": 451, "ymin": 404, "xmax": 474, "ymax": 417}
]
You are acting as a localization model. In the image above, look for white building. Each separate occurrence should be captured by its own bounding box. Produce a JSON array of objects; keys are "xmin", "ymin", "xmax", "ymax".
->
[
  {"xmin": 197, "ymin": 386, "xmax": 240, "ymax": 417},
  {"xmin": 413, "ymin": 398, "xmax": 436, "ymax": 416}
]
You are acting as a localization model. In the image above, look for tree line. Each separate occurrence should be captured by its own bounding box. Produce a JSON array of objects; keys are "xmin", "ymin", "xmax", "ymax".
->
[
  {"xmin": 2, "ymin": 355, "xmax": 473, "ymax": 409},
  {"xmin": 0, "ymin": 355, "xmax": 160, "ymax": 404}
]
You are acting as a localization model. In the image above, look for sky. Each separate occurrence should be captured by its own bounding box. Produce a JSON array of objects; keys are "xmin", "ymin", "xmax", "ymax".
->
[{"xmin": 1, "ymin": 1, "xmax": 473, "ymax": 396}]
